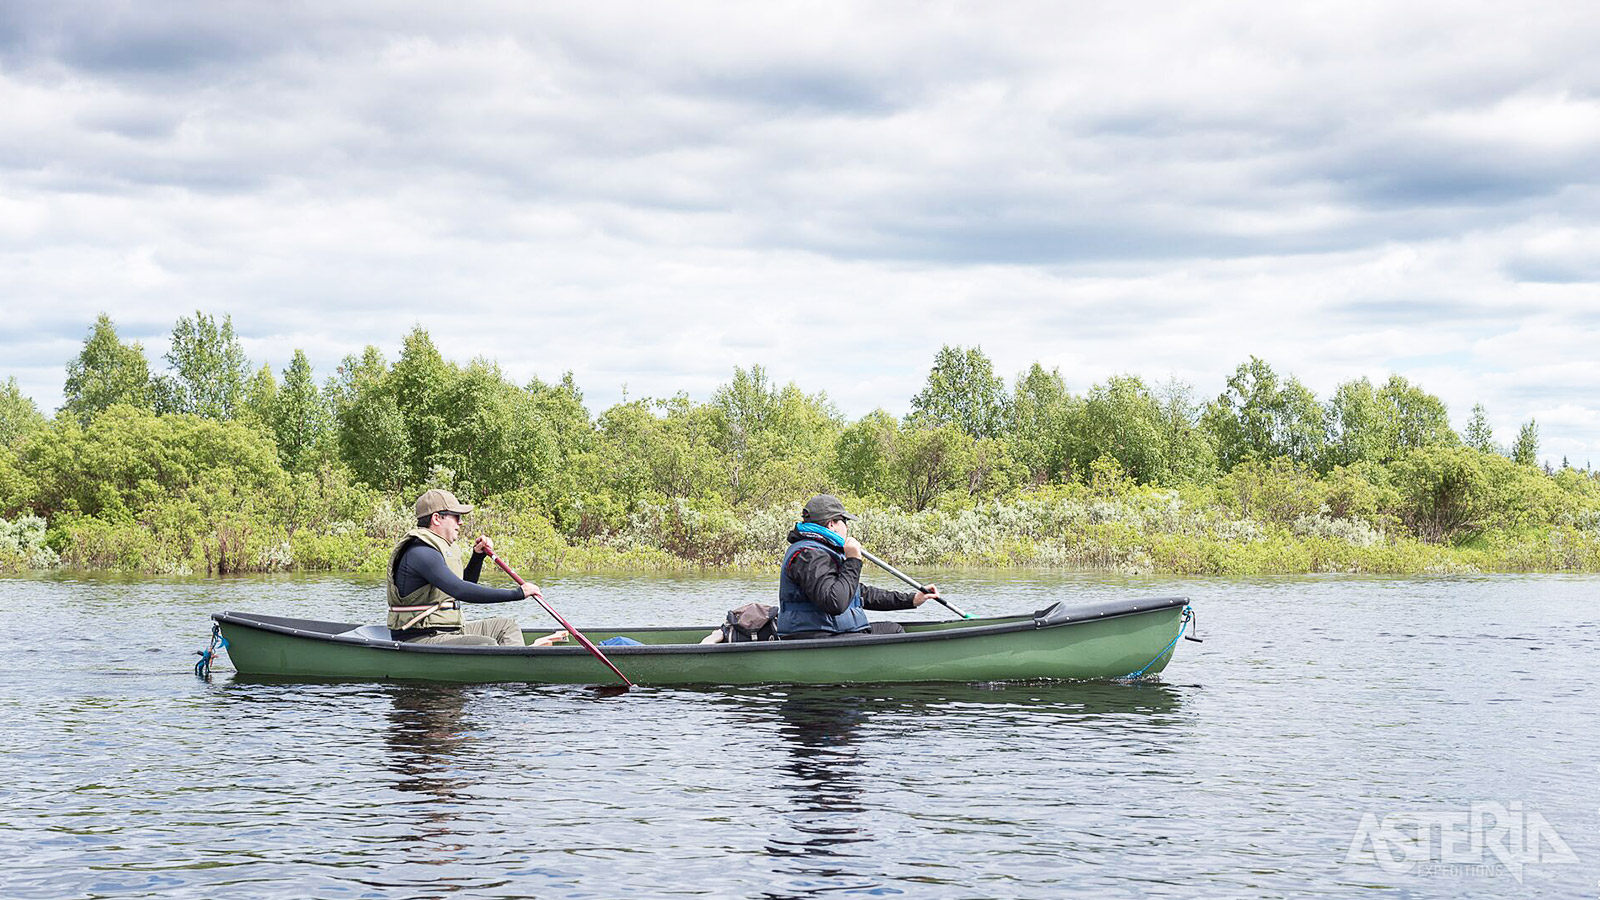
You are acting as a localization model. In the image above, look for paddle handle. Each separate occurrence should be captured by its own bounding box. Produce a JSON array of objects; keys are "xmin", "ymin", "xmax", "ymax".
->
[
  {"xmin": 490, "ymin": 553, "xmax": 633, "ymax": 687},
  {"xmin": 858, "ymin": 548, "xmax": 971, "ymax": 619}
]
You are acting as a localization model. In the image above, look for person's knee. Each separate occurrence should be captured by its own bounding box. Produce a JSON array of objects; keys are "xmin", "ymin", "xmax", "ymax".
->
[{"xmin": 489, "ymin": 618, "xmax": 522, "ymax": 645}]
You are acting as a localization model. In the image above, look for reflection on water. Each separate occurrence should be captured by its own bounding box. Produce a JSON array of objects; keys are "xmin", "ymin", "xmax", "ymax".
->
[
  {"xmin": 385, "ymin": 685, "xmax": 474, "ymax": 858},
  {"xmin": 3, "ymin": 573, "xmax": 1598, "ymax": 899},
  {"xmin": 765, "ymin": 693, "xmax": 873, "ymax": 892},
  {"xmin": 751, "ymin": 681, "xmax": 1188, "ymax": 898},
  {"xmin": 773, "ymin": 692, "xmax": 871, "ymax": 811}
]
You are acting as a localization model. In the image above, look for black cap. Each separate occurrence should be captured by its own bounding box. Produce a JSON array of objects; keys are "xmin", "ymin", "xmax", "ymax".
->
[{"xmin": 801, "ymin": 494, "xmax": 857, "ymax": 524}]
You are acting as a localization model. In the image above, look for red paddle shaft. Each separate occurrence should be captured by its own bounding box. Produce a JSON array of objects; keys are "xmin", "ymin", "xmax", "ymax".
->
[{"xmin": 490, "ymin": 553, "xmax": 633, "ymax": 687}]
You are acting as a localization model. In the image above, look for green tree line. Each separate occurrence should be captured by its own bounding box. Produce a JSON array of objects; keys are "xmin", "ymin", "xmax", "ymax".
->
[{"xmin": 1, "ymin": 312, "xmax": 1597, "ymax": 576}]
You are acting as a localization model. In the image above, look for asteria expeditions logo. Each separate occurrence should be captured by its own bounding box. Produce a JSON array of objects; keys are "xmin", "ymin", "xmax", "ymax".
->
[{"xmin": 1345, "ymin": 801, "xmax": 1579, "ymax": 883}]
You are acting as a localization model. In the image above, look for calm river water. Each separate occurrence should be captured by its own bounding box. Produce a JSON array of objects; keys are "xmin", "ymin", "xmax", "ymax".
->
[{"xmin": 1, "ymin": 570, "xmax": 1595, "ymax": 899}]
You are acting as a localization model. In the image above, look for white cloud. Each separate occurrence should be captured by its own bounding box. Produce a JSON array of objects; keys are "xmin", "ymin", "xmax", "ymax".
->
[
  {"xmin": 0, "ymin": 2, "xmax": 1597, "ymax": 466},
  {"xmin": 1423, "ymin": 93, "xmax": 1600, "ymax": 154}
]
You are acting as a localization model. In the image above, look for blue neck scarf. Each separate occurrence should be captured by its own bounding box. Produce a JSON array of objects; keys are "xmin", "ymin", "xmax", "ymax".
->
[{"xmin": 794, "ymin": 522, "xmax": 845, "ymax": 549}]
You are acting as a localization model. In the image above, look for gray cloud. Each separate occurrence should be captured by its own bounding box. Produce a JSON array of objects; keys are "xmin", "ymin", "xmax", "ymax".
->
[
  {"xmin": 2, "ymin": 3, "xmax": 1599, "ymax": 464},
  {"xmin": 1503, "ymin": 258, "xmax": 1600, "ymax": 284}
]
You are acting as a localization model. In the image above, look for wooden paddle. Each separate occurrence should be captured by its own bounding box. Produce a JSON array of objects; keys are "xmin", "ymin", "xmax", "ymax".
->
[
  {"xmin": 489, "ymin": 552, "xmax": 633, "ymax": 688},
  {"xmin": 858, "ymin": 547, "xmax": 973, "ymax": 619}
]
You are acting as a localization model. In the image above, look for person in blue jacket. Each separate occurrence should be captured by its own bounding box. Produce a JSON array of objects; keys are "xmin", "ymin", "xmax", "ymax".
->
[{"xmin": 775, "ymin": 494, "xmax": 941, "ymax": 639}]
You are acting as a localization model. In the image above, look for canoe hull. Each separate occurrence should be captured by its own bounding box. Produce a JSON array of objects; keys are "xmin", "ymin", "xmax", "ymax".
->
[{"xmin": 213, "ymin": 597, "xmax": 1192, "ymax": 686}]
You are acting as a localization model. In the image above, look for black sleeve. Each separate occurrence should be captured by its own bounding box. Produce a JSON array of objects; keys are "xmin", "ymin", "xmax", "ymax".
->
[
  {"xmin": 402, "ymin": 544, "xmax": 524, "ymax": 605},
  {"xmin": 788, "ymin": 548, "xmax": 862, "ymax": 616},
  {"xmin": 463, "ymin": 551, "xmax": 485, "ymax": 583},
  {"xmin": 861, "ymin": 583, "xmax": 919, "ymax": 611}
]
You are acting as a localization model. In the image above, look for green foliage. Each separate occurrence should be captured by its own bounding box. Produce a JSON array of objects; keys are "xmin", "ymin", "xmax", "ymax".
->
[
  {"xmin": 1512, "ymin": 419, "xmax": 1539, "ymax": 467},
  {"xmin": 1323, "ymin": 377, "xmax": 1386, "ymax": 468},
  {"xmin": 909, "ymin": 345, "xmax": 1008, "ymax": 439},
  {"xmin": 524, "ymin": 372, "xmax": 598, "ymax": 533},
  {"xmin": 0, "ymin": 377, "xmax": 46, "ymax": 447},
  {"xmin": 1088, "ymin": 454, "xmax": 1134, "ymax": 498},
  {"xmin": 1321, "ymin": 462, "xmax": 1399, "ymax": 525},
  {"xmin": 1073, "ymin": 376, "xmax": 1157, "ymax": 483},
  {"xmin": 1008, "ymin": 363, "xmax": 1073, "ymax": 483},
  {"xmin": 1205, "ymin": 356, "xmax": 1325, "ymax": 469},
  {"xmin": 890, "ymin": 424, "xmax": 974, "ymax": 511},
  {"xmin": 326, "ymin": 331, "xmax": 567, "ymax": 501},
  {"xmin": 1386, "ymin": 445, "xmax": 1490, "ymax": 543},
  {"xmin": 23, "ymin": 406, "xmax": 285, "ymax": 522},
  {"xmin": 240, "ymin": 363, "xmax": 278, "ymax": 431},
  {"xmin": 331, "ymin": 346, "xmax": 411, "ymax": 490},
  {"xmin": 275, "ymin": 349, "xmax": 333, "ymax": 472},
  {"xmin": 758, "ymin": 382, "xmax": 841, "ymax": 501},
  {"xmin": 1324, "ymin": 375, "xmax": 1456, "ymax": 469},
  {"xmin": 463, "ymin": 488, "xmax": 571, "ymax": 570},
  {"xmin": 710, "ymin": 365, "xmax": 778, "ymax": 504},
  {"xmin": 1216, "ymin": 458, "xmax": 1328, "ymax": 525},
  {"xmin": 1380, "ymin": 376, "xmax": 1457, "ymax": 450},
  {"xmin": 52, "ymin": 513, "xmax": 166, "ymax": 572},
  {"xmin": 1071, "ymin": 375, "xmax": 1177, "ymax": 485},
  {"xmin": 19, "ymin": 406, "xmax": 293, "ymax": 574},
  {"xmin": 0, "ymin": 445, "xmax": 34, "ymax": 516},
  {"xmin": 1477, "ymin": 451, "xmax": 1584, "ymax": 533},
  {"xmin": 965, "ymin": 437, "xmax": 1025, "ymax": 500},
  {"xmin": 1464, "ymin": 403, "xmax": 1494, "ymax": 453},
  {"xmin": 61, "ymin": 314, "xmax": 152, "ymax": 424},
  {"xmin": 833, "ymin": 409, "xmax": 899, "ymax": 503},
  {"xmin": 388, "ymin": 327, "xmax": 455, "ymax": 485},
  {"xmin": 289, "ymin": 527, "xmax": 381, "ymax": 572},
  {"xmin": 708, "ymin": 366, "xmax": 840, "ymax": 506},
  {"xmin": 1153, "ymin": 379, "xmax": 1217, "ymax": 485},
  {"xmin": 595, "ymin": 395, "xmax": 724, "ymax": 511},
  {"xmin": 281, "ymin": 463, "xmax": 385, "ymax": 535},
  {"xmin": 156, "ymin": 311, "xmax": 251, "ymax": 420},
  {"xmin": 8, "ymin": 319, "xmax": 1600, "ymax": 577},
  {"xmin": 435, "ymin": 359, "xmax": 558, "ymax": 499}
]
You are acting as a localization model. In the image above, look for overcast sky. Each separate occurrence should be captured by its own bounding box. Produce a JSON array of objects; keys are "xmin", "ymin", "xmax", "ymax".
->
[{"xmin": 3, "ymin": 2, "xmax": 1598, "ymax": 463}]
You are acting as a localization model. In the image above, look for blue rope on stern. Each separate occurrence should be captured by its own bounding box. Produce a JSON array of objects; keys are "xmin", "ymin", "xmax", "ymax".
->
[
  {"xmin": 1121, "ymin": 605, "xmax": 1193, "ymax": 680},
  {"xmin": 194, "ymin": 623, "xmax": 230, "ymax": 680}
]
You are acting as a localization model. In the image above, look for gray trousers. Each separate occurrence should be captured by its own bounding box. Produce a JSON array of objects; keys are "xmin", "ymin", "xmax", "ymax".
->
[{"xmin": 409, "ymin": 617, "xmax": 524, "ymax": 646}]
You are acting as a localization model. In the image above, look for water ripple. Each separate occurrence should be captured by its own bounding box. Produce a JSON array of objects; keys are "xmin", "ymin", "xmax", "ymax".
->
[{"xmin": 1, "ymin": 573, "xmax": 1596, "ymax": 898}]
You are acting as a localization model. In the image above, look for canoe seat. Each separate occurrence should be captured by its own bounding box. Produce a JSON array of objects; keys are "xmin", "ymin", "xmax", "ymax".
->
[{"xmin": 341, "ymin": 624, "xmax": 394, "ymax": 642}]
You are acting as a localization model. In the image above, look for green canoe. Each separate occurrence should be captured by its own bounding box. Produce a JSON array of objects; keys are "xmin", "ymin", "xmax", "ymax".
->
[{"xmin": 210, "ymin": 596, "xmax": 1194, "ymax": 686}]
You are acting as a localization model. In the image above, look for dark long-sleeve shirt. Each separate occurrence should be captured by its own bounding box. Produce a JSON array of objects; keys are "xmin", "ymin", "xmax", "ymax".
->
[
  {"xmin": 394, "ymin": 543, "xmax": 524, "ymax": 604},
  {"xmin": 785, "ymin": 530, "xmax": 918, "ymax": 615}
]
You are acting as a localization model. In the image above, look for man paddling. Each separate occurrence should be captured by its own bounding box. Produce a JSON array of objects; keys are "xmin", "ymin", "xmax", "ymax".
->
[
  {"xmin": 386, "ymin": 489, "xmax": 538, "ymax": 645},
  {"xmin": 775, "ymin": 494, "xmax": 940, "ymax": 640}
]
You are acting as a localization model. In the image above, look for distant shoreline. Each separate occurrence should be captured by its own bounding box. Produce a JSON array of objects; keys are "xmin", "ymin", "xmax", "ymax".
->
[{"xmin": 7, "ymin": 328, "xmax": 1597, "ymax": 580}]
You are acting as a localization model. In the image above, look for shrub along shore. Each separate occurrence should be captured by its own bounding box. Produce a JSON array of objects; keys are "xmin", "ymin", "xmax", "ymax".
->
[{"xmin": 1, "ymin": 314, "xmax": 1597, "ymax": 578}]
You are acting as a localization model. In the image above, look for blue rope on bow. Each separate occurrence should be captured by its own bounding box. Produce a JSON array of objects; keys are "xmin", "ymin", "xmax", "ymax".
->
[
  {"xmin": 1121, "ymin": 605, "xmax": 1194, "ymax": 679},
  {"xmin": 194, "ymin": 623, "xmax": 229, "ymax": 680}
]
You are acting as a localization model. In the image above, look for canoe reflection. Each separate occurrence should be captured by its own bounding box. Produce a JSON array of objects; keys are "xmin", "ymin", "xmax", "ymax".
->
[{"xmin": 748, "ymin": 681, "xmax": 1185, "ymax": 899}]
